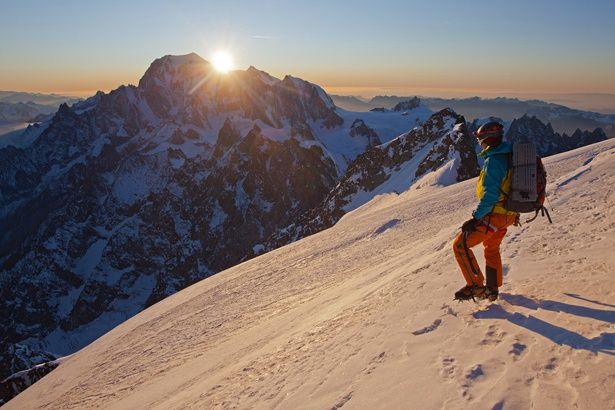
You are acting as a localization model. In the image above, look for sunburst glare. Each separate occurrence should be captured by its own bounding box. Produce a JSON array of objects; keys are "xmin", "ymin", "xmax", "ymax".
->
[{"xmin": 211, "ymin": 51, "xmax": 233, "ymax": 73}]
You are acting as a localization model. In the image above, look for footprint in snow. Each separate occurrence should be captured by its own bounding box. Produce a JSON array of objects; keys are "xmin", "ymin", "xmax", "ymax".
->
[
  {"xmin": 371, "ymin": 218, "xmax": 402, "ymax": 237},
  {"xmin": 412, "ymin": 319, "xmax": 442, "ymax": 335},
  {"xmin": 439, "ymin": 356, "xmax": 456, "ymax": 380},
  {"xmin": 509, "ymin": 342, "xmax": 527, "ymax": 360},
  {"xmin": 363, "ymin": 352, "xmax": 386, "ymax": 375},
  {"xmin": 460, "ymin": 364, "xmax": 486, "ymax": 400},
  {"xmin": 479, "ymin": 324, "xmax": 506, "ymax": 346},
  {"xmin": 331, "ymin": 391, "xmax": 353, "ymax": 409},
  {"xmin": 465, "ymin": 364, "xmax": 485, "ymax": 381}
]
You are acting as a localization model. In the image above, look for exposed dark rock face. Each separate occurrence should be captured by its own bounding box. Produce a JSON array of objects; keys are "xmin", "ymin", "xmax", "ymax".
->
[
  {"xmin": 0, "ymin": 344, "xmax": 57, "ymax": 394},
  {"xmin": 260, "ymin": 109, "xmax": 480, "ymax": 250},
  {"xmin": 349, "ymin": 119, "xmax": 381, "ymax": 148},
  {"xmin": 505, "ymin": 115, "xmax": 560, "ymax": 156},
  {"xmin": 566, "ymin": 127, "xmax": 608, "ymax": 151}
]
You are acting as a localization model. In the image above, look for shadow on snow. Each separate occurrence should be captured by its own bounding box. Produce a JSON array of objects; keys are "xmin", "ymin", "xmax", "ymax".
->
[{"xmin": 473, "ymin": 293, "xmax": 615, "ymax": 356}]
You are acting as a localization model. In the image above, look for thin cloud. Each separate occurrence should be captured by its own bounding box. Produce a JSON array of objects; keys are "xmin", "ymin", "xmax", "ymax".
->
[{"xmin": 251, "ymin": 35, "xmax": 279, "ymax": 40}]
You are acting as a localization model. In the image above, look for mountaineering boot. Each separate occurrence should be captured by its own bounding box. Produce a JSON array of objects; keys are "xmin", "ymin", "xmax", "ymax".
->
[
  {"xmin": 454, "ymin": 285, "xmax": 486, "ymax": 302},
  {"xmin": 454, "ymin": 285, "xmax": 472, "ymax": 301},
  {"xmin": 484, "ymin": 287, "xmax": 499, "ymax": 302}
]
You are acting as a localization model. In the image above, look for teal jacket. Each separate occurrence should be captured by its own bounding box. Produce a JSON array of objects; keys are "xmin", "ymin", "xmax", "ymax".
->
[{"xmin": 473, "ymin": 141, "xmax": 516, "ymax": 220}]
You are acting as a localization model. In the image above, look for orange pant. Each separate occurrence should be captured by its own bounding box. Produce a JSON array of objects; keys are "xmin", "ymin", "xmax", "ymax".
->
[{"xmin": 453, "ymin": 213, "xmax": 517, "ymax": 288}]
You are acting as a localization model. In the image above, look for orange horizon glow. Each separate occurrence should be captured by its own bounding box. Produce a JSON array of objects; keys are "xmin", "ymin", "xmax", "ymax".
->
[
  {"xmin": 3, "ymin": 62, "xmax": 614, "ymax": 113},
  {"xmin": 4, "ymin": 69, "xmax": 614, "ymax": 98},
  {"xmin": 9, "ymin": 84, "xmax": 614, "ymax": 101}
]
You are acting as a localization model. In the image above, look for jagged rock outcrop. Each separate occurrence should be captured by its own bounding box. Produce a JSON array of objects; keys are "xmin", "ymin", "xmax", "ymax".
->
[
  {"xmin": 505, "ymin": 114, "xmax": 607, "ymax": 156},
  {"xmin": 566, "ymin": 127, "xmax": 608, "ymax": 150},
  {"xmin": 393, "ymin": 97, "xmax": 420, "ymax": 112},
  {"xmin": 349, "ymin": 119, "xmax": 381, "ymax": 148}
]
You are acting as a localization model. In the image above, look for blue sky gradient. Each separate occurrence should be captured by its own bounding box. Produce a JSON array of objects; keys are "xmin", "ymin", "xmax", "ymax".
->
[{"xmin": 1, "ymin": 0, "xmax": 614, "ymax": 100}]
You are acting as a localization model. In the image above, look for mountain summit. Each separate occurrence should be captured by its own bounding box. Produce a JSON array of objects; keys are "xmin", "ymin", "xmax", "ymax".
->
[{"xmin": 136, "ymin": 53, "xmax": 342, "ymax": 130}]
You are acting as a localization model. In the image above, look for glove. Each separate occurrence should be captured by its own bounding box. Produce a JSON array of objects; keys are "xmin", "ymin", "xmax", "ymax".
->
[{"xmin": 461, "ymin": 218, "xmax": 479, "ymax": 233}]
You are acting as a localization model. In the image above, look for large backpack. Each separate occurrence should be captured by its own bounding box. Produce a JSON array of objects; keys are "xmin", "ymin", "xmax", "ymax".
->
[{"xmin": 503, "ymin": 143, "xmax": 552, "ymax": 223}]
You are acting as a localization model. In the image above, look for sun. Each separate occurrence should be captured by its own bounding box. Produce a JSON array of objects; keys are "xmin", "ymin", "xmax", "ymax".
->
[{"xmin": 211, "ymin": 51, "xmax": 233, "ymax": 73}]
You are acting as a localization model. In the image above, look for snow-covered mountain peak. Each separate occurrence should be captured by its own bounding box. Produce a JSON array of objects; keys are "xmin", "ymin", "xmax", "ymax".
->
[
  {"xmin": 138, "ymin": 53, "xmax": 211, "ymax": 92},
  {"xmin": 128, "ymin": 52, "xmax": 344, "ymax": 133},
  {"xmin": 424, "ymin": 107, "xmax": 461, "ymax": 129},
  {"xmin": 158, "ymin": 52, "xmax": 207, "ymax": 64},
  {"xmin": 135, "ymin": 53, "xmax": 335, "ymax": 123},
  {"xmin": 381, "ymin": 108, "xmax": 462, "ymax": 150},
  {"xmin": 138, "ymin": 53, "xmax": 210, "ymax": 86}
]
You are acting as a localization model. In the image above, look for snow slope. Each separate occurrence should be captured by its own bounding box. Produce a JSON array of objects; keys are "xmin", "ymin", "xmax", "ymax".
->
[{"xmin": 7, "ymin": 139, "xmax": 614, "ymax": 409}]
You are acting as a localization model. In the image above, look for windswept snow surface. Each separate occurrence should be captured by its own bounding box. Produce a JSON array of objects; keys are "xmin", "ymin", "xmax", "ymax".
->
[{"xmin": 9, "ymin": 140, "xmax": 615, "ymax": 409}]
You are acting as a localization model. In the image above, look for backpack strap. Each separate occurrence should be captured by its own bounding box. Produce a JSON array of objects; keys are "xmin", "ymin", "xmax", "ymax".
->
[
  {"xmin": 525, "ymin": 206, "xmax": 553, "ymax": 224},
  {"xmin": 497, "ymin": 152, "xmax": 513, "ymax": 200},
  {"xmin": 542, "ymin": 206, "xmax": 553, "ymax": 224}
]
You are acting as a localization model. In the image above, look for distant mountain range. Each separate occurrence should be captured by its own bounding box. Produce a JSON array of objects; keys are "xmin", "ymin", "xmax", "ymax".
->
[
  {"xmin": 0, "ymin": 92, "xmax": 81, "ymax": 135},
  {"xmin": 331, "ymin": 95, "xmax": 615, "ymax": 136},
  {"xmin": 0, "ymin": 91, "xmax": 81, "ymax": 107},
  {"xmin": 0, "ymin": 101, "xmax": 55, "ymax": 122}
]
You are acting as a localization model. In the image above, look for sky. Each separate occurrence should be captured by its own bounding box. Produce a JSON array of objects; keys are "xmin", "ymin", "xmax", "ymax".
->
[{"xmin": 1, "ymin": 0, "xmax": 615, "ymax": 109}]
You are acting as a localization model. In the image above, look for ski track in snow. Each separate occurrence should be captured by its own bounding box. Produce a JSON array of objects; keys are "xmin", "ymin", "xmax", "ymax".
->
[{"xmin": 7, "ymin": 139, "xmax": 615, "ymax": 409}]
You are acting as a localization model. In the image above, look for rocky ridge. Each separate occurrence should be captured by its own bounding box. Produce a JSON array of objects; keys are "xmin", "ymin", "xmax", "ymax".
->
[{"xmin": 260, "ymin": 109, "xmax": 480, "ymax": 251}]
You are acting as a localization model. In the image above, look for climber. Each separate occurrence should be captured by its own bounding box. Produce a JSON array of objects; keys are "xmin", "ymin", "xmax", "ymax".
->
[{"xmin": 452, "ymin": 121, "xmax": 519, "ymax": 302}]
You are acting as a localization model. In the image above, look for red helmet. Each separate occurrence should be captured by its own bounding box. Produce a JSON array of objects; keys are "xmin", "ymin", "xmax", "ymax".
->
[
  {"xmin": 474, "ymin": 121, "xmax": 504, "ymax": 145},
  {"xmin": 474, "ymin": 121, "xmax": 503, "ymax": 146}
]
